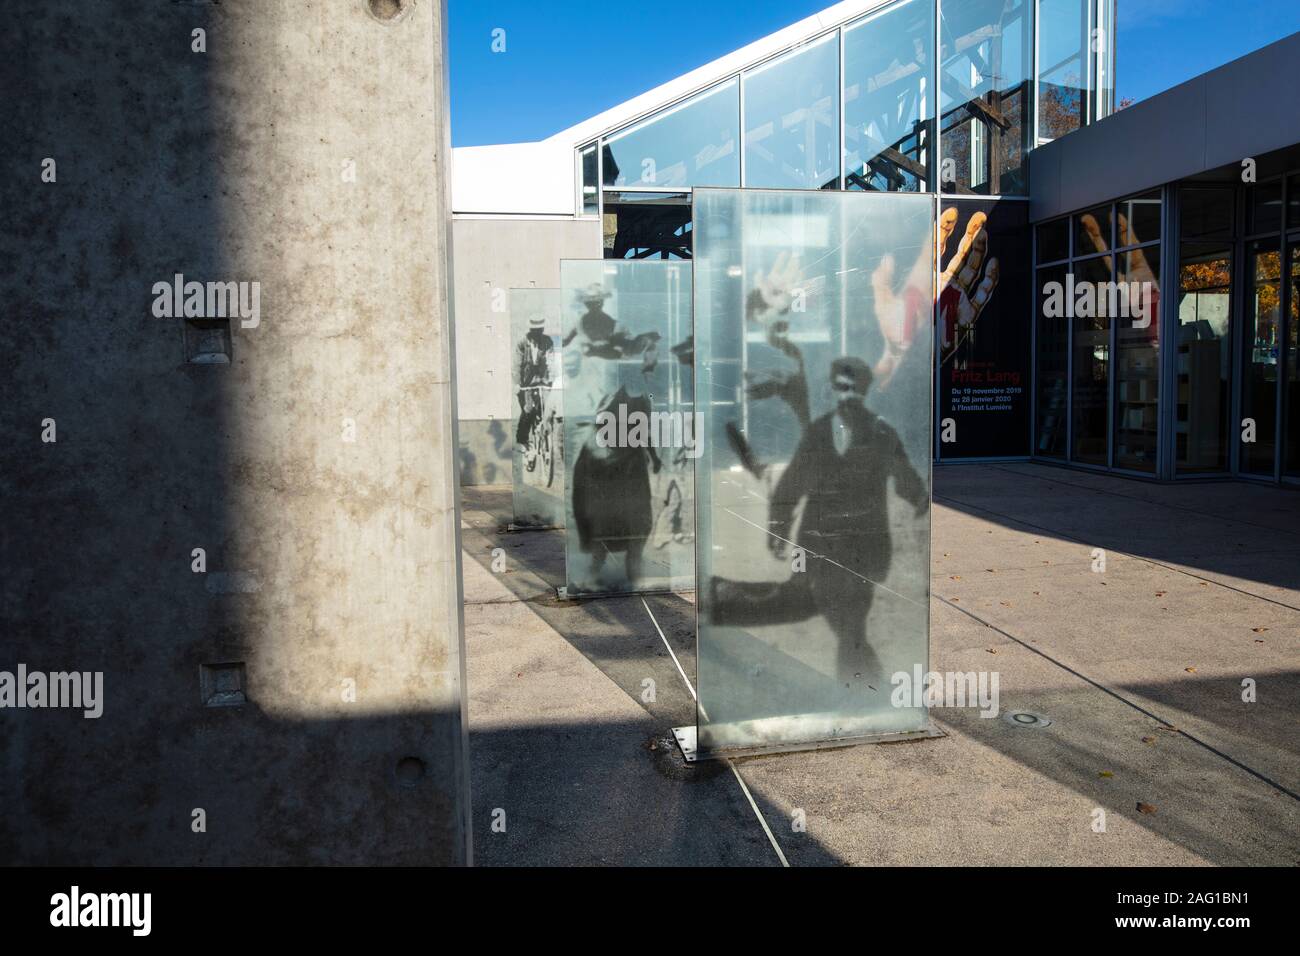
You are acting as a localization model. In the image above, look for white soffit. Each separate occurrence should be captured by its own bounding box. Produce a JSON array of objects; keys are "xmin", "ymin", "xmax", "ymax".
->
[{"xmin": 451, "ymin": 141, "xmax": 575, "ymax": 216}]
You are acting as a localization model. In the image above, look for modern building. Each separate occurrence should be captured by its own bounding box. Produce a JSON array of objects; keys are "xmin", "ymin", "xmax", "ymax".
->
[{"xmin": 452, "ymin": 0, "xmax": 1300, "ymax": 486}]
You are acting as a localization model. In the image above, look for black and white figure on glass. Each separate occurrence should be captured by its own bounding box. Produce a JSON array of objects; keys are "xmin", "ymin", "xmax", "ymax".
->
[
  {"xmin": 563, "ymin": 282, "xmax": 660, "ymax": 359},
  {"xmin": 711, "ymin": 358, "xmax": 928, "ymax": 680},
  {"xmin": 566, "ymin": 286, "xmax": 664, "ymax": 589},
  {"xmin": 711, "ymin": 253, "xmax": 931, "ymax": 684},
  {"xmin": 515, "ymin": 311, "xmax": 557, "ymax": 485}
]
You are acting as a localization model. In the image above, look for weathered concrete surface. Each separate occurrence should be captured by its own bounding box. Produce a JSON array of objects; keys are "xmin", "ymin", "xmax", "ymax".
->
[
  {"xmin": 2, "ymin": 0, "xmax": 469, "ymax": 864},
  {"xmin": 461, "ymin": 463, "xmax": 1299, "ymax": 865}
]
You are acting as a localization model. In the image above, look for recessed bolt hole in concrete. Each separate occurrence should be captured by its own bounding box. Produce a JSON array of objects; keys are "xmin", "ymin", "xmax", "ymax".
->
[
  {"xmin": 367, "ymin": 0, "xmax": 411, "ymax": 23},
  {"xmin": 395, "ymin": 756, "xmax": 426, "ymax": 787}
]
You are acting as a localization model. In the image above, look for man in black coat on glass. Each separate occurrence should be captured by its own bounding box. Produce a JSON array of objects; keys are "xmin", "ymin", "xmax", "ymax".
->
[{"xmin": 709, "ymin": 356, "xmax": 929, "ymax": 683}]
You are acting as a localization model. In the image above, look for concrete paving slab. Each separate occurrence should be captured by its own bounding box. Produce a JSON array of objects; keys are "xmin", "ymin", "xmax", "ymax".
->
[
  {"xmin": 463, "ymin": 532, "xmax": 788, "ymax": 865},
  {"xmin": 459, "ymin": 465, "xmax": 1300, "ymax": 866}
]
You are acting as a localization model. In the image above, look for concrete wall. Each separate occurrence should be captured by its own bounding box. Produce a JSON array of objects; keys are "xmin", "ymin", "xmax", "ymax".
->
[
  {"xmin": 2, "ymin": 0, "xmax": 470, "ymax": 864},
  {"xmin": 453, "ymin": 216, "xmax": 600, "ymax": 485}
]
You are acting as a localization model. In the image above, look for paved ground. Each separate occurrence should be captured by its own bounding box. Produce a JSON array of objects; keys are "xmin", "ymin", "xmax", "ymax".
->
[{"xmin": 459, "ymin": 462, "xmax": 1300, "ymax": 866}]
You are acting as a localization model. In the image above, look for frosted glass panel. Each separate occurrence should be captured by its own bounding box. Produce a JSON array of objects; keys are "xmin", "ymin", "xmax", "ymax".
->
[
  {"xmin": 693, "ymin": 187, "xmax": 934, "ymax": 754},
  {"xmin": 559, "ymin": 260, "xmax": 695, "ymax": 597},
  {"xmin": 510, "ymin": 289, "xmax": 564, "ymax": 529}
]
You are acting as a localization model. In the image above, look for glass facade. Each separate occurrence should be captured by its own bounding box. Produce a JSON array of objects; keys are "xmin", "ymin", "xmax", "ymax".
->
[
  {"xmin": 939, "ymin": 0, "xmax": 1032, "ymax": 195},
  {"xmin": 601, "ymin": 81, "xmax": 740, "ymax": 190},
  {"xmin": 1034, "ymin": 192, "xmax": 1162, "ymax": 473},
  {"xmin": 1032, "ymin": 173, "xmax": 1300, "ymax": 484},
  {"xmin": 843, "ymin": 0, "xmax": 934, "ymax": 192},
  {"xmin": 743, "ymin": 34, "xmax": 840, "ymax": 190},
  {"xmin": 1036, "ymin": 0, "xmax": 1091, "ymax": 143},
  {"xmin": 1177, "ymin": 243, "xmax": 1233, "ymax": 473},
  {"xmin": 1113, "ymin": 195, "xmax": 1162, "ymax": 472},
  {"xmin": 583, "ymin": 1, "xmax": 1116, "ymax": 256},
  {"xmin": 1287, "ymin": 238, "xmax": 1300, "ymax": 478},
  {"xmin": 692, "ymin": 187, "xmax": 934, "ymax": 754},
  {"xmin": 1176, "ymin": 186, "xmax": 1236, "ymax": 474},
  {"xmin": 559, "ymin": 260, "xmax": 695, "ymax": 596},
  {"xmin": 1242, "ymin": 240, "xmax": 1281, "ymax": 475}
]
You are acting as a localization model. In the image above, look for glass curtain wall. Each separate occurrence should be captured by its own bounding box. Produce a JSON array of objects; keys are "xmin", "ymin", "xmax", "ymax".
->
[
  {"xmin": 601, "ymin": 81, "xmax": 740, "ymax": 190},
  {"xmin": 1229, "ymin": 174, "xmax": 1300, "ymax": 482},
  {"xmin": 1177, "ymin": 187, "xmax": 1235, "ymax": 474},
  {"xmin": 743, "ymin": 33, "xmax": 840, "ymax": 190},
  {"xmin": 587, "ymin": 2, "xmax": 1114, "ymax": 253},
  {"xmin": 1243, "ymin": 239, "xmax": 1282, "ymax": 475},
  {"xmin": 1113, "ymin": 193, "xmax": 1162, "ymax": 471},
  {"xmin": 1287, "ymin": 230, "xmax": 1300, "ymax": 478},
  {"xmin": 843, "ymin": 0, "xmax": 934, "ymax": 192},
  {"xmin": 559, "ymin": 260, "xmax": 695, "ymax": 597},
  {"xmin": 1239, "ymin": 178, "xmax": 1291, "ymax": 479},
  {"xmin": 938, "ymin": 0, "xmax": 1032, "ymax": 195},
  {"xmin": 1035, "ymin": 219, "xmax": 1069, "ymax": 458},
  {"xmin": 1036, "ymin": 0, "xmax": 1091, "ymax": 143},
  {"xmin": 1033, "ymin": 192, "xmax": 1162, "ymax": 472},
  {"xmin": 693, "ymin": 187, "xmax": 934, "ymax": 754}
]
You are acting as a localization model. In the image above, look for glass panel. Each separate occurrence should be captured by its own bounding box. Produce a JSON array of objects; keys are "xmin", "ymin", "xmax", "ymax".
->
[
  {"xmin": 1180, "ymin": 186, "xmax": 1234, "ymax": 240},
  {"xmin": 939, "ymin": 0, "xmax": 1031, "ymax": 195},
  {"xmin": 1176, "ymin": 244, "xmax": 1233, "ymax": 473},
  {"xmin": 510, "ymin": 289, "xmax": 564, "ymax": 528},
  {"xmin": 1288, "ymin": 174, "xmax": 1300, "ymax": 230},
  {"xmin": 1075, "ymin": 204, "xmax": 1112, "ymax": 256},
  {"xmin": 602, "ymin": 81, "xmax": 739, "ymax": 189},
  {"xmin": 1070, "ymin": 254, "xmax": 1112, "ymax": 464},
  {"xmin": 1247, "ymin": 180, "xmax": 1284, "ymax": 236},
  {"xmin": 580, "ymin": 145, "xmax": 598, "ymax": 216},
  {"xmin": 602, "ymin": 191, "xmax": 692, "ymax": 260},
  {"xmin": 693, "ymin": 187, "xmax": 934, "ymax": 754},
  {"xmin": 843, "ymin": 0, "xmax": 934, "ymax": 192},
  {"xmin": 1036, "ymin": 0, "xmax": 1089, "ymax": 142},
  {"xmin": 559, "ymin": 260, "xmax": 695, "ymax": 596},
  {"xmin": 743, "ymin": 33, "xmax": 840, "ymax": 190},
  {"xmin": 1242, "ymin": 241, "xmax": 1281, "ymax": 475},
  {"xmin": 1287, "ymin": 240, "xmax": 1300, "ymax": 477},
  {"xmin": 1036, "ymin": 264, "xmax": 1069, "ymax": 458},
  {"xmin": 1093, "ymin": 0, "xmax": 1115, "ymax": 119},
  {"xmin": 1114, "ymin": 247, "xmax": 1160, "ymax": 471},
  {"xmin": 1117, "ymin": 191, "xmax": 1161, "ymax": 247},
  {"xmin": 1036, "ymin": 218, "xmax": 1069, "ymax": 262}
]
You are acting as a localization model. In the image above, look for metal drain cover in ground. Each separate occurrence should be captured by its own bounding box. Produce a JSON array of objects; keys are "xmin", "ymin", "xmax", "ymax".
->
[{"xmin": 1004, "ymin": 711, "xmax": 1052, "ymax": 729}]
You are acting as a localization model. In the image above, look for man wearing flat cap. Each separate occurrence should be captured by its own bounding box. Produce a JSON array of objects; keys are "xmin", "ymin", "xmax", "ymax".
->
[{"xmin": 710, "ymin": 356, "xmax": 929, "ymax": 682}]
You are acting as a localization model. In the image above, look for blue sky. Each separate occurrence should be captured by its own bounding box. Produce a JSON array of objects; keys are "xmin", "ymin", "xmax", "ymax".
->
[{"xmin": 448, "ymin": 0, "xmax": 1300, "ymax": 146}]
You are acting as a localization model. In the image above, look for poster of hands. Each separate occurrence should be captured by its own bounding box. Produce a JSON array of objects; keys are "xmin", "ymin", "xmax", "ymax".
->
[
  {"xmin": 559, "ymin": 260, "xmax": 696, "ymax": 597},
  {"xmin": 510, "ymin": 288, "xmax": 565, "ymax": 529},
  {"xmin": 937, "ymin": 200, "xmax": 1032, "ymax": 458},
  {"xmin": 692, "ymin": 187, "xmax": 934, "ymax": 753}
]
